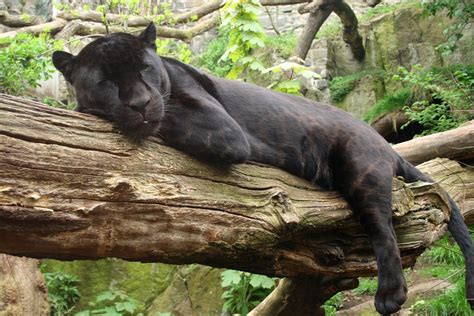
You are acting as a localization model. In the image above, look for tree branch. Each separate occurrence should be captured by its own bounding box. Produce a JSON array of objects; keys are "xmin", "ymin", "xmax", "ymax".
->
[
  {"xmin": 0, "ymin": 18, "xmax": 67, "ymax": 39},
  {"xmin": 332, "ymin": 0, "xmax": 365, "ymax": 61},
  {"xmin": 295, "ymin": 0, "xmax": 364, "ymax": 61},
  {"xmin": 292, "ymin": 1, "xmax": 333, "ymax": 60},
  {"xmin": 0, "ymin": 10, "xmax": 44, "ymax": 27}
]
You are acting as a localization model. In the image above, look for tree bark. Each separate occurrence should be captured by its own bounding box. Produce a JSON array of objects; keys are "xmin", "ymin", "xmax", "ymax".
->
[
  {"xmin": 0, "ymin": 18, "xmax": 67, "ymax": 39},
  {"xmin": 393, "ymin": 121, "xmax": 474, "ymax": 165},
  {"xmin": 0, "ymin": 255, "xmax": 49, "ymax": 315},
  {"xmin": 292, "ymin": 2, "xmax": 333, "ymax": 61},
  {"xmin": 0, "ymin": 93, "xmax": 467, "ymax": 277},
  {"xmin": 295, "ymin": 0, "xmax": 364, "ymax": 61},
  {"xmin": 332, "ymin": 0, "xmax": 365, "ymax": 61},
  {"xmin": 370, "ymin": 110, "xmax": 410, "ymax": 139}
]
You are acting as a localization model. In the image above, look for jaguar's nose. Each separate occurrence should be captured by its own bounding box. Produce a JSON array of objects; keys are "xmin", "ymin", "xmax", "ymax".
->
[{"xmin": 128, "ymin": 97, "xmax": 151, "ymax": 117}]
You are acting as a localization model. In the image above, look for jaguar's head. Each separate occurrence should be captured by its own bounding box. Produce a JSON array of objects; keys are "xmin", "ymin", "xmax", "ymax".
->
[{"xmin": 53, "ymin": 23, "xmax": 170, "ymax": 141}]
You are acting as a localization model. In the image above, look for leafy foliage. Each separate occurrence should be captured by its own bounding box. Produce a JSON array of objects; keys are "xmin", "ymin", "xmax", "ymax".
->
[
  {"xmin": 194, "ymin": 28, "xmax": 234, "ymax": 77},
  {"xmin": 353, "ymin": 277, "xmax": 378, "ymax": 296},
  {"xmin": 155, "ymin": 38, "xmax": 192, "ymax": 63},
  {"xmin": 220, "ymin": 270, "xmax": 276, "ymax": 315},
  {"xmin": 221, "ymin": 0, "xmax": 266, "ymax": 78},
  {"xmin": 75, "ymin": 290, "xmax": 145, "ymax": 316},
  {"xmin": 322, "ymin": 292, "xmax": 343, "ymax": 315},
  {"xmin": 42, "ymin": 269, "xmax": 81, "ymax": 316},
  {"xmin": 425, "ymin": 236, "xmax": 465, "ymax": 267},
  {"xmin": 0, "ymin": 33, "xmax": 62, "ymax": 95},
  {"xmin": 264, "ymin": 32, "xmax": 297, "ymax": 59},
  {"xmin": 263, "ymin": 61, "xmax": 320, "ymax": 95},
  {"xmin": 422, "ymin": 0, "xmax": 474, "ymax": 55},
  {"xmin": 394, "ymin": 64, "xmax": 473, "ymax": 135},
  {"xmin": 410, "ymin": 278, "xmax": 472, "ymax": 316},
  {"xmin": 411, "ymin": 228, "xmax": 474, "ymax": 315}
]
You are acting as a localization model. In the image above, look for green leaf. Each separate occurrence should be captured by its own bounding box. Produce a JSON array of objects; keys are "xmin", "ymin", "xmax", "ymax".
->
[
  {"xmin": 95, "ymin": 291, "xmax": 115, "ymax": 302},
  {"xmin": 249, "ymin": 61, "xmax": 265, "ymax": 72},
  {"xmin": 115, "ymin": 301, "xmax": 136, "ymax": 313},
  {"xmin": 221, "ymin": 270, "xmax": 242, "ymax": 287},
  {"xmin": 249, "ymin": 274, "xmax": 275, "ymax": 289}
]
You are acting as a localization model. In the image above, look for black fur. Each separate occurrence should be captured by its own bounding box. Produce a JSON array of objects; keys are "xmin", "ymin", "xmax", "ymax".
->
[{"xmin": 53, "ymin": 23, "xmax": 474, "ymax": 315}]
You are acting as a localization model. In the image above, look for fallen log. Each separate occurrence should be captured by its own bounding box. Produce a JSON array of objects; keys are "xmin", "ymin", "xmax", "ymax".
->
[
  {"xmin": 0, "ymin": 93, "xmax": 462, "ymax": 278},
  {"xmin": 393, "ymin": 121, "xmax": 474, "ymax": 165}
]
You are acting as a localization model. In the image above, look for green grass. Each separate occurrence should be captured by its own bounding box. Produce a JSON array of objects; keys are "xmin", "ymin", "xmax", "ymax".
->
[
  {"xmin": 353, "ymin": 277, "xmax": 378, "ymax": 296},
  {"xmin": 359, "ymin": 0, "xmax": 421, "ymax": 23},
  {"xmin": 322, "ymin": 292, "xmax": 344, "ymax": 316},
  {"xmin": 411, "ymin": 229, "xmax": 474, "ymax": 315},
  {"xmin": 316, "ymin": 21, "xmax": 342, "ymax": 39},
  {"xmin": 363, "ymin": 88, "xmax": 411, "ymax": 123},
  {"xmin": 329, "ymin": 70, "xmax": 384, "ymax": 103},
  {"xmin": 264, "ymin": 32, "xmax": 298, "ymax": 59},
  {"xmin": 410, "ymin": 277, "xmax": 472, "ymax": 316}
]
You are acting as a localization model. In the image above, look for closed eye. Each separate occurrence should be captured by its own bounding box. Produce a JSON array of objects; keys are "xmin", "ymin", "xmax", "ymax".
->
[
  {"xmin": 140, "ymin": 65, "xmax": 151, "ymax": 74},
  {"xmin": 97, "ymin": 78, "xmax": 117, "ymax": 86}
]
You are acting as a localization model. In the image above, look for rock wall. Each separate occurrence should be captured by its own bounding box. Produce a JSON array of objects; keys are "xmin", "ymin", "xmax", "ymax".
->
[
  {"xmin": 42, "ymin": 259, "xmax": 224, "ymax": 315},
  {"xmin": 307, "ymin": 6, "xmax": 474, "ymax": 116}
]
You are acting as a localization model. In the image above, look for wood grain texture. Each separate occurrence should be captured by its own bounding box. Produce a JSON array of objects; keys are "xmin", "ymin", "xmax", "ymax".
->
[{"xmin": 0, "ymin": 94, "xmax": 470, "ymax": 279}]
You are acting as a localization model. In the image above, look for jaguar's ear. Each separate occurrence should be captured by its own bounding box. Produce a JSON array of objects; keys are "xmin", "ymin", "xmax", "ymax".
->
[
  {"xmin": 52, "ymin": 51, "xmax": 74, "ymax": 82},
  {"xmin": 139, "ymin": 22, "xmax": 157, "ymax": 48}
]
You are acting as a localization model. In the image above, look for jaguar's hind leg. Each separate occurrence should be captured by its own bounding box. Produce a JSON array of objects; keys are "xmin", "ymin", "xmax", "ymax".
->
[{"xmin": 340, "ymin": 168, "xmax": 407, "ymax": 315}]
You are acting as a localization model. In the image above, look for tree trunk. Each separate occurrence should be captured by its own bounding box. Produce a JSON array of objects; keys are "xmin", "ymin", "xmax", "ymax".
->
[
  {"xmin": 331, "ymin": 0, "xmax": 365, "ymax": 61},
  {"xmin": 0, "ymin": 255, "xmax": 49, "ymax": 315},
  {"xmin": 0, "ymin": 94, "xmax": 467, "ymax": 276}
]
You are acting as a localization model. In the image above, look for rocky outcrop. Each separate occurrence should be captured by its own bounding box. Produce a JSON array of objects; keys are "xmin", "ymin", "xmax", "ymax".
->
[{"xmin": 306, "ymin": 5, "xmax": 473, "ymax": 117}]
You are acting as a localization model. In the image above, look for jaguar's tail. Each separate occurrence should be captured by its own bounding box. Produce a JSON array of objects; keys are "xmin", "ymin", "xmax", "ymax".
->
[{"xmin": 396, "ymin": 156, "xmax": 474, "ymax": 310}]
